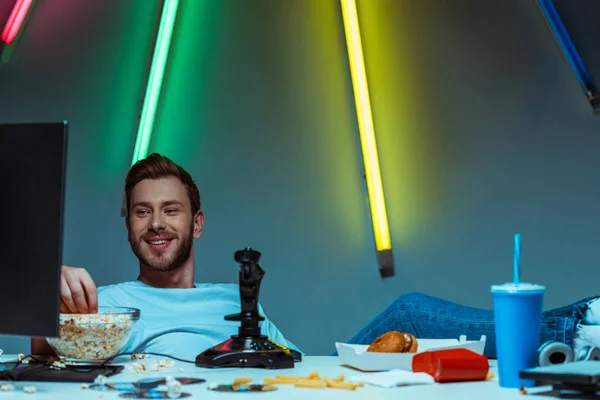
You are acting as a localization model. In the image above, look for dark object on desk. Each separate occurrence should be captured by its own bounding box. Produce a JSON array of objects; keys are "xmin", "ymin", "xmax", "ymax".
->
[
  {"xmin": 412, "ymin": 348, "xmax": 489, "ymax": 383},
  {"xmin": 0, "ymin": 362, "xmax": 123, "ymax": 382},
  {"xmin": 208, "ymin": 383, "xmax": 278, "ymax": 392},
  {"xmin": 520, "ymin": 361, "xmax": 600, "ymax": 394},
  {"xmin": 0, "ymin": 122, "xmax": 68, "ymax": 338},
  {"xmin": 107, "ymin": 377, "xmax": 205, "ymax": 391},
  {"xmin": 195, "ymin": 248, "xmax": 300, "ymax": 369},
  {"xmin": 119, "ymin": 392, "xmax": 191, "ymax": 399}
]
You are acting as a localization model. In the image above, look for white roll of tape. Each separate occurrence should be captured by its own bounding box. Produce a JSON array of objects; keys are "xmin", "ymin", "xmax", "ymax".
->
[{"xmin": 538, "ymin": 341, "xmax": 574, "ymax": 366}]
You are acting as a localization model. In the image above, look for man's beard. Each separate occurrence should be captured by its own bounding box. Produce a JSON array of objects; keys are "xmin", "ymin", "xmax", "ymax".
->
[{"xmin": 129, "ymin": 225, "xmax": 193, "ymax": 272}]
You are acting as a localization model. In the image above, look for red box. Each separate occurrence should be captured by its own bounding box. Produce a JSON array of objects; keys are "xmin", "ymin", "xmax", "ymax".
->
[{"xmin": 412, "ymin": 348, "xmax": 489, "ymax": 383}]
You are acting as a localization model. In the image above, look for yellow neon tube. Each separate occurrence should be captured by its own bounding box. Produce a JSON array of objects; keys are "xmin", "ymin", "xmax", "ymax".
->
[{"xmin": 340, "ymin": 0, "xmax": 393, "ymax": 276}]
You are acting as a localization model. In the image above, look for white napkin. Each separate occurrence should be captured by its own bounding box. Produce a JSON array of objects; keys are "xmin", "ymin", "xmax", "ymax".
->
[{"xmin": 346, "ymin": 369, "xmax": 435, "ymax": 388}]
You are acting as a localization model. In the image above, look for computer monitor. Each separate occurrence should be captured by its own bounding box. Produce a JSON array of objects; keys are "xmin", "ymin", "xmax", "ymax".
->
[{"xmin": 0, "ymin": 121, "xmax": 68, "ymax": 338}]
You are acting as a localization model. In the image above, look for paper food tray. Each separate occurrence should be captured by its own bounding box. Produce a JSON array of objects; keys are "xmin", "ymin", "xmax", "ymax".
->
[{"xmin": 336, "ymin": 335, "xmax": 486, "ymax": 372}]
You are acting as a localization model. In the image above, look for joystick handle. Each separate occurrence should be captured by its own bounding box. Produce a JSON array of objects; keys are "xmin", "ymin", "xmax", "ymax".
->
[{"xmin": 225, "ymin": 247, "xmax": 265, "ymax": 337}]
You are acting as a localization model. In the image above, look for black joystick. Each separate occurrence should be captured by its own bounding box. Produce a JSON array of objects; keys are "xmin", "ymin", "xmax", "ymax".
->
[{"xmin": 195, "ymin": 247, "xmax": 301, "ymax": 369}]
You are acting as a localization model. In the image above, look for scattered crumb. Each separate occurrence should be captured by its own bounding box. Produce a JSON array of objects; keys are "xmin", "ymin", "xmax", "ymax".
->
[
  {"xmin": 159, "ymin": 358, "xmax": 175, "ymax": 368},
  {"xmin": 519, "ymin": 386, "xmax": 528, "ymax": 395},
  {"xmin": 132, "ymin": 358, "xmax": 176, "ymax": 373},
  {"xmin": 81, "ymin": 383, "xmax": 89, "ymax": 389},
  {"xmin": 0, "ymin": 348, "xmax": 4, "ymax": 356},
  {"xmin": 0, "ymin": 383, "xmax": 15, "ymax": 392},
  {"xmin": 129, "ymin": 362, "xmax": 147, "ymax": 373},
  {"xmin": 94, "ymin": 374, "xmax": 107, "ymax": 386},
  {"xmin": 178, "ymin": 368, "xmax": 184, "ymax": 372},
  {"xmin": 23, "ymin": 386, "xmax": 36, "ymax": 394},
  {"xmin": 166, "ymin": 376, "xmax": 182, "ymax": 399},
  {"xmin": 131, "ymin": 353, "xmax": 151, "ymax": 360},
  {"xmin": 485, "ymin": 371, "xmax": 494, "ymax": 380}
]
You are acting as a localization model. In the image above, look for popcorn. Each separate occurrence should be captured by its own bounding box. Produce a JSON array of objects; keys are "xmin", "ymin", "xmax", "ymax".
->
[
  {"xmin": 18, "ymin": 353, "xmax": 31, "ymax": 364},
  {"xmin": 46, "ymin": 313, "xmax": 134, "ymax": 360},
  {"xmin": 131, "ymin": 353, "xmax": 151, "ymax": 360},
  {"xmin": 166, "ymin": 376, "xmax": 182, "ymax": 399},
  {"xmin": 128, "ymin": 362, "xmax": 147, "ymax": 373},
  {"xmin": 129, "ymin": 357, "xmax": 175, "ymax": 373},
  {"xmin": 94, "ymin": 374, "xmax": 107, "ymax": 386},
  {"xmin": 23, "ymin": 386, "xmax": 36, "ymax": 394},
  {"xmin": 159, "ymin": 358, "xmax": 175, "ymax": 368},
  {"xmin": 81, "ymin": 384, "xmax": 90, "ymax": 389},
  {"xmin": 0, "ymin": 383, "xmax": 15, "ymax": 391}
]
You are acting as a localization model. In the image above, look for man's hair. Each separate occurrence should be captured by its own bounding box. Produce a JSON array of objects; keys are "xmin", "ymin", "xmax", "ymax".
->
[{"xmin": 125, "ymin": 153, "xmax": 201, "ymax": 216}]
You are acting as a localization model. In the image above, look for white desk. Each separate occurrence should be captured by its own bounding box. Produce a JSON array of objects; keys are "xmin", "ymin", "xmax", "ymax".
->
[{"xmin": 0, "ymin": 355, "xmax": 559, "ymax": 399}]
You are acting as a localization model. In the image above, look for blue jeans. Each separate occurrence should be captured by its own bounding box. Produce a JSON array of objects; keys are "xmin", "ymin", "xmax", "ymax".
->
[{"xmin": 346, "ymin": 292, "xmax": 596, "ymax": 359}]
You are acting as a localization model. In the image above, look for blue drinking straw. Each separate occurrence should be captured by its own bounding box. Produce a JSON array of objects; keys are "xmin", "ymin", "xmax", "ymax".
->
[{"xmin": 514, "ymin": 233, "xmax": 521, "ymax": 285}]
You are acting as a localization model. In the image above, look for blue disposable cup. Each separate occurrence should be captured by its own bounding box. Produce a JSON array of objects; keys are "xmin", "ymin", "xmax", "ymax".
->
[{"xmin": 491, "ymin": 282, "xmax": 545, "ymax": 388}]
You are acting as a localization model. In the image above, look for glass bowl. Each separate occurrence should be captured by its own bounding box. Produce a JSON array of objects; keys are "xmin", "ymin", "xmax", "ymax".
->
[{"xmin": 46, "ymin": 306, "xmax": 140, "ymax": 362}]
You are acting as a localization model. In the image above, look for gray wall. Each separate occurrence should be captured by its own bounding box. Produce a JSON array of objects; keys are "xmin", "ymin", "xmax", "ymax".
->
[{"xmin": 1, "ymin": 0, "xmax": 599, "ymax": 356}]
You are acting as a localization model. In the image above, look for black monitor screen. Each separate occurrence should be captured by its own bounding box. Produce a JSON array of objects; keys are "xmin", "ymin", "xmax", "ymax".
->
[{"xmin": 0, "ymin": 122, "xmax": 68, "ymax": 338}]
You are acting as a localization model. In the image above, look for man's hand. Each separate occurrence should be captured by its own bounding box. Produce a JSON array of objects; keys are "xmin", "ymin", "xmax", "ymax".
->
[
  {"xmin": 60, "ymin": 266, "xmax": 98, "ymax": 314},
  {"xmin": 31, "ymin": 266, "xmax": 98, "ymax": 355}
]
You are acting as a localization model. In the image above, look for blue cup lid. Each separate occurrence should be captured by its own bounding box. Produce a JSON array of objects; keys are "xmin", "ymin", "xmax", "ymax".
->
[{"xmin": 491, "ymin": 282, "xmax": 545, "ymax": 294}]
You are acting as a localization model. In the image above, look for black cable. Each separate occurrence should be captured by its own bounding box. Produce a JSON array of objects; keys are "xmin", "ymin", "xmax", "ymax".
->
[
  {"xmin": 0, "ymin": 351, "xmax": 195, "ymax": 376},
  {"xmin": 101, "ymin": 351, "xmax": 196, "ymax": 366}
]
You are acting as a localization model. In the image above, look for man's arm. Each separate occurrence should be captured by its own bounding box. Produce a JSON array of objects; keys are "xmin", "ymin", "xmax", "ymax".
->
[
  {"xmin": 31, "ymin": 338, "xmax": 55, "ymax": 355},
  {"xmin": 30, "ymin": 266, "xmax": 98, "ymax": 355}
]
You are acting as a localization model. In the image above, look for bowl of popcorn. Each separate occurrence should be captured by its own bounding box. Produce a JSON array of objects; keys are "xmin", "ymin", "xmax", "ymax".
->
[{"xmin": 46, "ymin": 306, "xmax": 140, "ymax": 362}]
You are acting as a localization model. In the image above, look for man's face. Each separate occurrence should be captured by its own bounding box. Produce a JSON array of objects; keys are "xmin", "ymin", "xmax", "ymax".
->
[{"xmin": 126, "ymin": 177, "xmax": 204, "ymax": 272}]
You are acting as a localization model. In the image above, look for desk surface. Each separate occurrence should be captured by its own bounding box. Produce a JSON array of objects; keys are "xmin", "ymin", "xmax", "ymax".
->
[{"xmin": 0, "ymin": 355, "xmax": 557, "ymax": 399}]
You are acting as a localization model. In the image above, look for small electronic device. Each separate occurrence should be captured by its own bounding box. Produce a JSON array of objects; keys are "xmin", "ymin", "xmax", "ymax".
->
[{"xmin": 520, "ymin": 360, "xmax": 600, "ymax": 395}]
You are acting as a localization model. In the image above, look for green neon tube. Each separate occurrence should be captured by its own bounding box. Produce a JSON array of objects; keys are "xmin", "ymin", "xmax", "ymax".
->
[{"xmin": 131, "ymin": 0, "xmax": 179, "ymax": 165}]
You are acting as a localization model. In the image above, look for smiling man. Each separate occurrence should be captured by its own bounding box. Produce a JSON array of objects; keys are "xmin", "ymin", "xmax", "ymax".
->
[{"xmin": 32, "ymin": 153, "xmax": 299, "ymax": 360}]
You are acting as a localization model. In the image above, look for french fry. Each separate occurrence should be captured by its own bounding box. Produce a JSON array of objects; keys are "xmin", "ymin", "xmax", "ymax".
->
[
  {"xmin": 294, "ymin": 378, "xmax": 326, "ymax": 389},
  {"xmin": 269, "ymin": 376, "xmax": 300, "ymax": 384},
  {"xmin": 324, "ymin": 377, "xmax": 357, "ymax": 391},
  {"xmin": 233, "ymin": 377, "xmax": 252, "ymax": 385},
  {"xmin": 307, "ymin": 371, "xmax": 320, "ymax": 380},
  {"xmin": 263, "ymin": 371, "xmax": 363, "ymax": 390}
]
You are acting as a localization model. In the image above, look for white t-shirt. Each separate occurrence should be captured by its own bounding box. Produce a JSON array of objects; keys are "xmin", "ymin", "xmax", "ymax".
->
[{"xmin": 98, "ymin": 280, "xmax": 300, "ymax": 361}]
